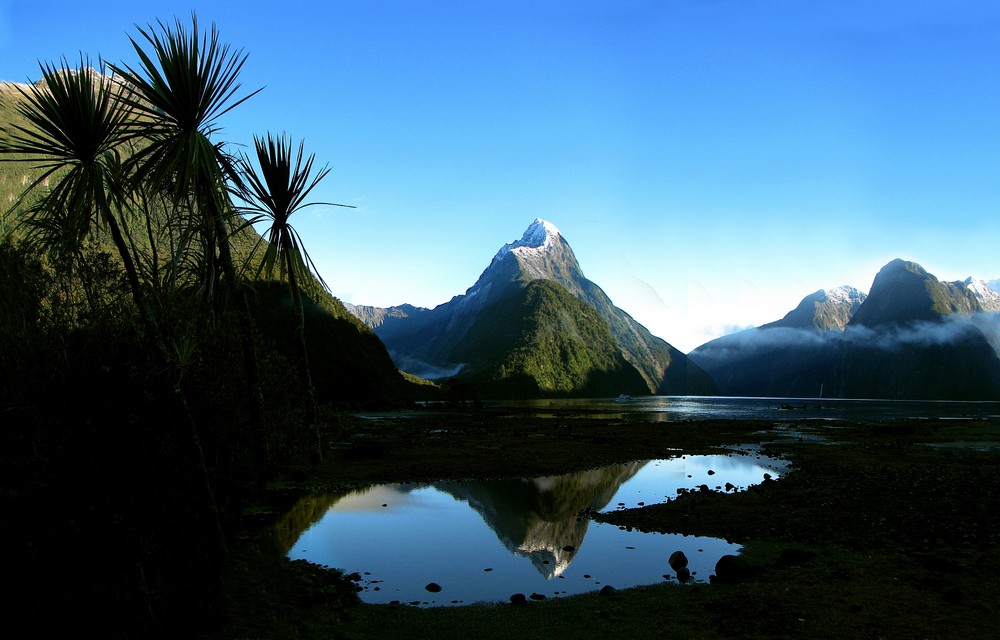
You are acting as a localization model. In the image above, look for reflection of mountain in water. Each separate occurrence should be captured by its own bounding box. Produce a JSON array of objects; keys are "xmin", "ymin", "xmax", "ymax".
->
[
  {"xmin": 273, "ymin": 493, "xmax": 342, "ymax": 555},
  {"xmin": 435, "ymin": 462, "xmax": 647, "ymax": 578}
]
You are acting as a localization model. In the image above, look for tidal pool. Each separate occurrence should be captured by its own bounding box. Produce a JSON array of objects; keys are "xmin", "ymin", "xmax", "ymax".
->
[{"xmin": 285, "ymin": 451, "xmax": 788, "ymax": 606}]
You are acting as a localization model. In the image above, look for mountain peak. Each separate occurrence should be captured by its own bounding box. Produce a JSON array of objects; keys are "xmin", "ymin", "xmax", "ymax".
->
[
  {"xmin": 764, "ymin": 285, "xmax": 866, "ymax": 331},
  {"xmin": 850, "ymin": 258, "xmax": 984, "ymax": 327},
  {"xmin": 825, "ymin": 285, "xmax": 867, "ymax": 306},
  {"xmin": 493, "ymin": 218, "xmax": 561, "ymax": 262},
  {"xmin": 962, "ymin": 277, "xmax": 1000, "ymax": 312}
]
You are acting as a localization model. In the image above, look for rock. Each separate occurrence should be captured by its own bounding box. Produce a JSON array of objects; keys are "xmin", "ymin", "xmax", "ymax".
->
[
  {"xmin": 510, "ymin": 593, "xmax": 527, "ymax": 605},
  {"xmin": 713, "ymin": 554, "xmax": 756, "ymax": 583},
  {"xmin": 529, "ymin": 592, "xmax": 546, "ymax": 601},
  {"xmin": 425, "ymin": 582, "xmax": 442, "ymax": 593},
  {"xmin": 675, "ymin": 567, "xmax": 691, "ymax": 583},
  {"xmin": 668, "ymin": 550, "xmax": 689, "ymax": 571},
  {"xmin": 599, "ymin": 585, "xmax": 617, "ymax": 596}
]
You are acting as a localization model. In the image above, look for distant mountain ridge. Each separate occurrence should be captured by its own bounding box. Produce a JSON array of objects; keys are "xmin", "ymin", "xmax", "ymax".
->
[
  {"xmin": 761, "ymin": 285, "xmax": 867, "ymax": 332},
  {"xmin": 964, "ymin": 277, "xmax": 1000, "ymax": 312},
  {"xmin": 689, "ymin": 258, "xmax": 1000, "ymax": 400},
  {"xmin": 349, "ymin": 219, "xmax": 714, "ymax": 397}
]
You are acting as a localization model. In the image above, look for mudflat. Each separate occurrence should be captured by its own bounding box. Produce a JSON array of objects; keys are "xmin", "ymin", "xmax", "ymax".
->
[{"xmin": 219, "ymin": 408, "xmax": 1000, "ymax": 640}]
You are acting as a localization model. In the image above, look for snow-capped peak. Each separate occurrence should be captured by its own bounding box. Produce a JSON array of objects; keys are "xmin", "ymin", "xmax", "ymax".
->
[
  {"xmin": 963, "ymin": 277, "xmax": 1000, "ymax": 312},
  {"xmin": 824, "ymin": 285, "xmax": 866, "ymax": 305},
  {"xmin": 491, "ymin": 218, "xmax": 561, "ymax": 263}
]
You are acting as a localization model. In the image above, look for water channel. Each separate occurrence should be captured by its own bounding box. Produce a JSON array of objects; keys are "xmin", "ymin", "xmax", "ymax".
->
[{"xmin": 285, "ymin": 449, "xmax": 789, "ymax": 606}]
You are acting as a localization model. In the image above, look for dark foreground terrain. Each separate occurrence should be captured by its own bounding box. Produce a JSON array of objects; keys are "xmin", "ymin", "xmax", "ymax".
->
[{"xmin": 216, "ymin": 409, "xmax": 999, "ymax": 640}]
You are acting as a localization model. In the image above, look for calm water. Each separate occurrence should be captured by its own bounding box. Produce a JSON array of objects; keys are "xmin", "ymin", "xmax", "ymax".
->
[
  {"xmin": 287, "ymin": 396, "xmax": 998, "ymax": 606},
  {"xmin": 490, "ymin": 395, "xmax": 1000, "ymax": 422},
  {"xmin": 286, "ymin": 452, "xmax": 788, "ymax": 606}
]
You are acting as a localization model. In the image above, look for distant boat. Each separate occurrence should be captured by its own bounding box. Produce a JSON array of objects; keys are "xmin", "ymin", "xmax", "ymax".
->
[
  {"xmin": 616, "ymin": 394, "xmax": 632, "ymax": 403},
  {"xmin": 780, "ymin": 403, "xmax": 809, "ymax": 411}
]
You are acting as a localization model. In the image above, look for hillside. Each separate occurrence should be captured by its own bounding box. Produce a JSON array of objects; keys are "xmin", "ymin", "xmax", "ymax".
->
[
  {"xmin": 448, "ymin": 279, "xmax": 650, "ymax": 398},
  {"xmin": 1, "ymin": 72, "xmax": 411, "ymax": 408}
]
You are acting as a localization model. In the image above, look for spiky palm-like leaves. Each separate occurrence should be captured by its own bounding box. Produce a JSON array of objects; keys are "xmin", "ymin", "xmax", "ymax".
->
[
  {"xmin": 108, "ymin": 15, "xmax": 269, "ymax": 479},
  {"xmin": 110, "ymin": 16, "xmax": 261, "ymax": 301},
  {"xmin": 110, "ymin": 16, "xmax": 258, "ymax": 204},
  {"xmin": 0, "ymin": 58, "xmax": 156, "ymax": 333},
  {"xmin": 235, "ymin": 133, "xmax": 352, "ymax": 460},
  {"xmin": 238, "ymin": 132, "xmax": 342, "ymax": 289}
]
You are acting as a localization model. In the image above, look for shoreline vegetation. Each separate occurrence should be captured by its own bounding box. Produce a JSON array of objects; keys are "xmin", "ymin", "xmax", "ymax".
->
[{"xmin": 215, "ymin": 409, "xmax": 998, "ymax": 639}]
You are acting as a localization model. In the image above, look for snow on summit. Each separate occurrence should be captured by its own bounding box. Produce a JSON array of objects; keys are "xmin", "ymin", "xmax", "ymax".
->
[
  {"xmin": 492, "ymin": 218, "xmax": 561, "ymax": 262},
  {"xmin": 825, "ymin": 285, "xmax": 866, "ymax": 305},
  {"xmin": 964, "ymin": 277, "xmax": 1000, "ymax": 312}
]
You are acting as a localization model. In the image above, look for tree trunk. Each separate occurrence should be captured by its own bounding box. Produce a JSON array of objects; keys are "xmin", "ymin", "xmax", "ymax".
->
[
  {"xmin": 285, "ymin": 246, "xmax": 322, "ymax": 463},
  {"xmin": 211, "ymin": 200, "xmax": 270, "ymax": 484}
]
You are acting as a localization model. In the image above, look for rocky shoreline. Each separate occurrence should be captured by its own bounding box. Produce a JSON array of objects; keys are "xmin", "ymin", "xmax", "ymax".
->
[{"xmin": 216, "ymin": 410, "xmax": 1000, "ymax": 639}]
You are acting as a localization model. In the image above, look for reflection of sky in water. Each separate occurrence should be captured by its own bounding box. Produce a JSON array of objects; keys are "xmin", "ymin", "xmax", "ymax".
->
[
  {"xmin": 287, "ymin": 454, "xmax": 786, "ymax": 606},
  {"xmin": 610, "ymin": 455, "xmax": 788, "ymax": 507}
]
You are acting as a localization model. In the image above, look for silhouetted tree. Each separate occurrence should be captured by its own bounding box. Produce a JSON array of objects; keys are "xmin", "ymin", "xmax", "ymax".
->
[{"xmin": 234, "ymin": 132, "xmax": 353, "ymax": 461}]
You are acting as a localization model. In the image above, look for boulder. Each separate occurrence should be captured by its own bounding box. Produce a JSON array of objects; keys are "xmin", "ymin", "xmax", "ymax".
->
[
  {"xmin": 668, "ymin": 550, "xmax": 689, "ymax": 571},
  {"xmin": 712, "ymin": 554, "xmax": 756, "ymax": 583}
]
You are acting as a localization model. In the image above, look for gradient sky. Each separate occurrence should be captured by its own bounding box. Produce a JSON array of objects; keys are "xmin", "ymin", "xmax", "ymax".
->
[{"xmin": 2, "ymin": 1, "xmax": 997, "ymax": 352}]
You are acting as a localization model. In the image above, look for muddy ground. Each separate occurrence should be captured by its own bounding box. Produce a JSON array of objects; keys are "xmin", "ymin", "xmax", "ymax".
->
[{"xmin": 214, "ymin": 408, "xmax": 1000, "ymax": 639}]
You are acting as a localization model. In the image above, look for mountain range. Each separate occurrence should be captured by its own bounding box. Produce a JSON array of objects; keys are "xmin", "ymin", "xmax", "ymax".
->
[
  {"xmin": 347, "ymin": 219, "xmax": 715, "ymax": 398},
  {"xmin": 688, "ymin": 259, "xmax": 1000, "ymax": 400},
  {"xmin": 350, "ymin": 221, "xmax": 1000, "ymax": 401}
]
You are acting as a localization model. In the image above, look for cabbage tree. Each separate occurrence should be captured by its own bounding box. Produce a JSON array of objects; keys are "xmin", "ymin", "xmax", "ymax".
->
[{"xmin": 235, "ymin": 132, "xmax": 353, "ymax": 461}]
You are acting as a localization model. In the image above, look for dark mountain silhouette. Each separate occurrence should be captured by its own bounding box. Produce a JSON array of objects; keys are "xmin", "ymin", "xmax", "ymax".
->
[
  {"xmin": 688, "ymin": 286, "xmax": 866, "ymax": 398},
  {"xmin": 689, "ymin": 260, "xmax": 1000, "ymax": 400}
]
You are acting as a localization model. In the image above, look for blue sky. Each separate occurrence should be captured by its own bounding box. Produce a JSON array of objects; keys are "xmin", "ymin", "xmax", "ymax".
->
[{"xmin": 2, "ymin": 1, "xmax": 997, "ymax": 352}]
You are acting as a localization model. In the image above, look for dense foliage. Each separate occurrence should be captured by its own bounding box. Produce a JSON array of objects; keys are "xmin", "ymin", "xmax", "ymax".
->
[
  {"xmin": 452, "ymin": 279, "xmax": 649, "ymax": 398},
  {"xmin": 0, "ymin": 16, "xmax": 411, "ymax": 637}
]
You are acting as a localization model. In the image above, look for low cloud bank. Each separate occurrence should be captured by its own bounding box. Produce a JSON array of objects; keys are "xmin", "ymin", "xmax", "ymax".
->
[
  {"xmin": 390, "ymin": 353, "xmax": 467, "ymax": 380},
  {"xmin": 692, "ymin": 312, "xmax": 1000, "ymax": 367}
]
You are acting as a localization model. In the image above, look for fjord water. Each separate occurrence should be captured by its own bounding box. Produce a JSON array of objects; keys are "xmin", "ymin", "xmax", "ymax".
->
[
  {"xmin": 493, "ymin": 395, "xmax": 1000, "ymax": 422},
  {"xmin": 286, "ymin": 452, "xmax": 788, "ymax": 606}
]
